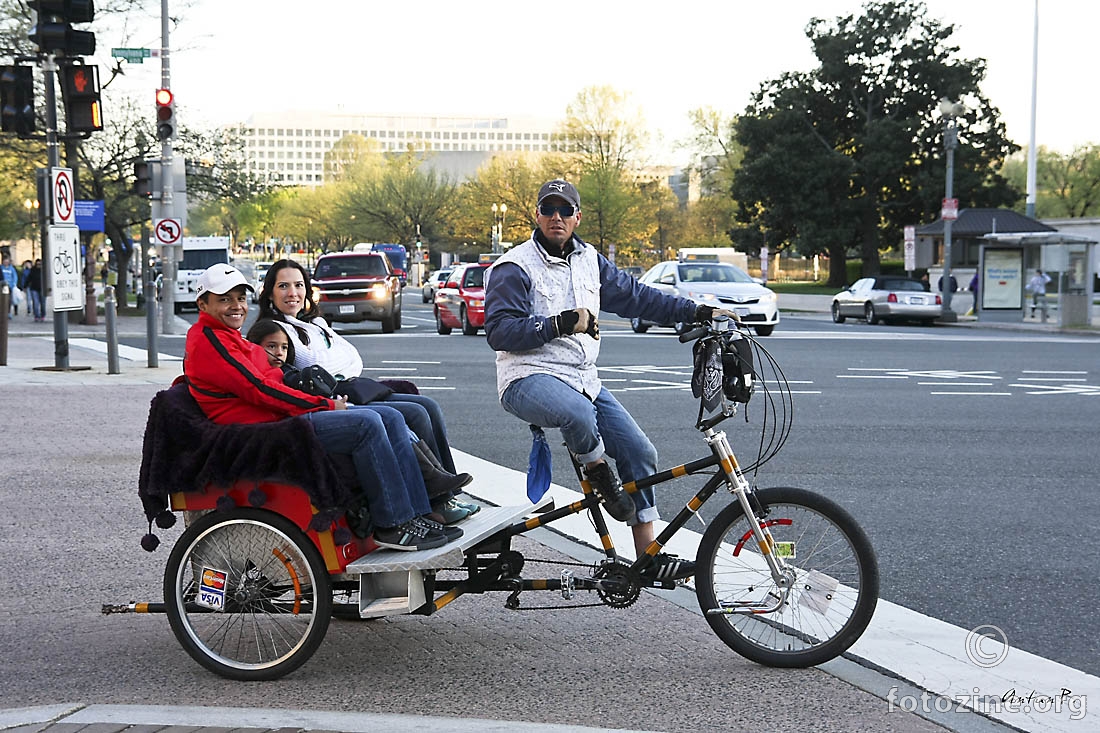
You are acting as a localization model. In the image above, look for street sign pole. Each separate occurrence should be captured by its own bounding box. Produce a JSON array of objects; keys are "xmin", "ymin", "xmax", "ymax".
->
[
  {"xmin": 159, "ymin": 0, "xmax": 177, "ymax": 334},
  {"xmin": 41, "ymin": 54, "xmax": 71, "ymax": 368}
]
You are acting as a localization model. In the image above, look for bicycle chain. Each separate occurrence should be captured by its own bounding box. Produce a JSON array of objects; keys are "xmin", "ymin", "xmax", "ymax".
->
[{"xmin": 438, "ymin": 557, "xmax": 636, "ymax": 611}]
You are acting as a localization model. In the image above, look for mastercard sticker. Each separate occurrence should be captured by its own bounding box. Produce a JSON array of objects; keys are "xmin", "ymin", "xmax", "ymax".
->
[{"xmin": 197, "ymin": 567, "xmax": 228, "ymax": 611}]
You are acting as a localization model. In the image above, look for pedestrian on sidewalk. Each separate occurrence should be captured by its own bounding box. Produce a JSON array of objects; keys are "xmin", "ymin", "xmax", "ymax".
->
[
  {"xmin": 26, "ymin": 259, "xmax": 45, "ymax": 322},
  {"xmin": 967, "ymin": 272, "xmax": 979, "ymax": 316},
  {"xmin": 1, "ymin": 254, "xmax": 19, "ymax": 316},
  {"xmin": 1025, "ymin": 268, "xmax": 1051, "ymax": 317}
]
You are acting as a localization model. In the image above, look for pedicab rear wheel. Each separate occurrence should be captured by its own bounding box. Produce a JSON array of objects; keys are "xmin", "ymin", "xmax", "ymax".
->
[{"xmin": 164, "ymin": 507, "xmax": 332, "ymax": 680}]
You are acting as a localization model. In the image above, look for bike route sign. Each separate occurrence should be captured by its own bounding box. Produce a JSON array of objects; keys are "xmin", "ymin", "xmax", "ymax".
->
[{"xmin": 48, "ymin": 225, "xmax": 83, "ymax": 312}]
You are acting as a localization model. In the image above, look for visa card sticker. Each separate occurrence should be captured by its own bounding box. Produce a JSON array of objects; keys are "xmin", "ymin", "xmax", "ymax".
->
[{"xmin": 197, "ymin": 567, "xmax": 228, "ymax": 611}]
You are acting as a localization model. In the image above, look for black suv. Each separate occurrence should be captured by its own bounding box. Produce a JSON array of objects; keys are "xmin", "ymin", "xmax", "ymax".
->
[{"xmin": 312, "ymin": 252, "xmax": 402, "ymax": 332}]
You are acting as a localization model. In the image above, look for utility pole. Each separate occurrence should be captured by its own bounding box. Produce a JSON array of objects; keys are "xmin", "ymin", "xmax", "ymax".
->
[{"xmin": 158, "ymin": 0, "xmax": 177, "ymax": 333}]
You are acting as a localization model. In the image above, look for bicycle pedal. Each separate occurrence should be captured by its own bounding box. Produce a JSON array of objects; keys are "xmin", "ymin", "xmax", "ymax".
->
[{"xmin": 561, "ymin": 569, "xmax": 575, "ymax": 600}]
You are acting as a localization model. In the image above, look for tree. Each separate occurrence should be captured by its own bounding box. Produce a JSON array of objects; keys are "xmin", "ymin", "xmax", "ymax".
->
[
  {"xmin": 1002, "ymin": 145, "xmax": 1100, "ymax": 218},
  {"xmin": 338, "ymin": 148, "xmax": 458, "ymax": 245},
  {"xmin": 454, "ymin": 152, "xmax": 571, "ymax": 245},
  {"xmin": 732, "ymin": 0, "xmax": 1019, "ymax": 286},
  {"xmin": 556, "ymin": 86, "xmax": 651, "ymax": 252}
]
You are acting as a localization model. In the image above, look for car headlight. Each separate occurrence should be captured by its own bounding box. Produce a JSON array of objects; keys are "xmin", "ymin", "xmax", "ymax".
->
[
  {"xmin": 311, "ymin": 286, "xmax": 322, "ymax": 302},
  {"xmin": 371, "ymin": 283, "xmax": 389, "ymax": 298},
  {"xmin": 469, "ymin": 298, "xmax": 485, "ymax": 308},
  {"xmin": 759, "ymin": 290, "xmax": 777, "ymax": 303},
  {"xmin": 687, "ymin": 292, "xmax": 717, "ymax": 302}
]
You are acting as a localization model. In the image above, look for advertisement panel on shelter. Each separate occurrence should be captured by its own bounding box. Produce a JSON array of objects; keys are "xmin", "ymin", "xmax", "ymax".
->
[{"xmin": 982, "ymin": 249, "xmax": 1023, "ymax": 309}]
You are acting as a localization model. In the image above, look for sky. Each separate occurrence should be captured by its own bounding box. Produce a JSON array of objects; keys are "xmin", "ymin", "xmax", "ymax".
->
[{"xmin": 100, "ymin": 0, "xmax": 1096, "ymax": 163}]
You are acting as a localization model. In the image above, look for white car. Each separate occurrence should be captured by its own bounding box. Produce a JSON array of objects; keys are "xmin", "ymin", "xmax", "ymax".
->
[
  {"xmin": 632, "ymin": 261, "xmax": 779, "ymax": 336},
  {"xmin": 831, "ymin": 276, "xmax": 941, "ymax": 325},
  {"xmin": 421, "ymin": 268, "xmax": 453, "ymax": 303}
]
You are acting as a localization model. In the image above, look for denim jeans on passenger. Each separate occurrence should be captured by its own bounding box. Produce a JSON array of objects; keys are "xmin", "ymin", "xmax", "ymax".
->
[
  {"xmin": 501, "ymin": 373, "xmax": 659, "ymax": 525},
  {"xmin": 375, "ymin": 393, "xmax": 457, "ymax": 473},
  {"xmin": 306, "ymin": 404, "xmax": 430, "ymax": 528}
]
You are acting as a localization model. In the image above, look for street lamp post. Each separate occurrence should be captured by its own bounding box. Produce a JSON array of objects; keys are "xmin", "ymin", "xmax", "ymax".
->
[
  {"xmin": 23, "ymin": 198, "xmax": 40, "ymax": 259},
  {"xmin": 938, "ymin": 98, "xmax": 965, "ymax": 323},
  {"xmin": 491, "ymin": 203, "xmax": 507, "ymax": 254}
]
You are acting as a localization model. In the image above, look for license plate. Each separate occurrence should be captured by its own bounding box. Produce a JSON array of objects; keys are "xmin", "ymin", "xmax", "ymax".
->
[
  {"xmin": 339, "ymin": 305, "xmax": 355, "ymax": 314},
  {"xmin": 908, "ymin": 296, "xmax": 925, "ymax": 305},
  {"xmin": 734, "ymin": 307, "xmax": 750, "ymax": 316}
]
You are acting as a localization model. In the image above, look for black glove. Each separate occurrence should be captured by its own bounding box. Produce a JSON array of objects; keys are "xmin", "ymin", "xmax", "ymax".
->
[
  {"xmin": 694, "ymin": 304, "xmax": 715, "ymax": 323},
  {"xmin": 552, "ymin": 309, "xmax": 580, "ymax": 337},
  {"xmin": 551, "ymin": 308, "xmax": 599, "ymax": 339}
]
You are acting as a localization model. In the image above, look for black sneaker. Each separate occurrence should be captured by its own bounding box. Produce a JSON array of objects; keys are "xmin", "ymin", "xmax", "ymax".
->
[
  {"xmin": 640, "ymin": 553, "xmax": 696, "ymax": 582},
  {"xmin": 414, "ymin": 515, "xmax": 463, "ymax": 542},
  {"xmin": 584, "ymin": 462, "xmax": 636, "ymax": 522},
  {"xmin": 373, "ymin": 519, "xmax": 449, "ymax": 551}
]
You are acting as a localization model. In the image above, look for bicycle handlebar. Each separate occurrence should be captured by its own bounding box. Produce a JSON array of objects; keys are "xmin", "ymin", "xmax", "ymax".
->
[
  {"xmin": 678, "ymin": 326, "xmax": 708, "ymax": 343},
  {"xmin": 678, "ymin": 315, "xmax": 743, "ymax": 344}
]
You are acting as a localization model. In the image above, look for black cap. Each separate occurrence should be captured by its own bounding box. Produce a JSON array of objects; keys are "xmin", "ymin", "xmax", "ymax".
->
[{"xmin": 537, "ymin": 179, "xmax": 580, "ymax": 209}]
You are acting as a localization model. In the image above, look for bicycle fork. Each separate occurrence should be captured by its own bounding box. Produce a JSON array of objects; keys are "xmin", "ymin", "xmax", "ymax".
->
[{"xmin": 705, "ymin": 428, "xmax": 796, "ymax": 616}]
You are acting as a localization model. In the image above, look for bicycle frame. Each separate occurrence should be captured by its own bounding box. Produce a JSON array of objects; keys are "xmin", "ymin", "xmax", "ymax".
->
[{"xmin": 422, "ymin": 412, "xmax": 795, "ymax": 616}]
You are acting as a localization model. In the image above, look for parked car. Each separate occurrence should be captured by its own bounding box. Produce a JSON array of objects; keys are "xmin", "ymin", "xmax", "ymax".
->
[
  {"xmin": 831, "ymin": 276, "xmax": 942, "ymax": 326},
  {"xmin": 621, "ymin": 265, "xmax": 645, "ymax": 278},
  {"xmin": 631, "ymin": 260, "xmax": 780, "ymax": 336},
  {"xmin": 434, "ymin": 262, "xmax": 490, "ymax": 335},
  {"xmin": 251, "ymin": 261, "xmax": 273, "ymax": 302},
  {"xmin": 421, "ymin": 268, "xmax": 453, "ymax": 303},
  {"xmin": 311, "ymin": 251, "xmax": 402, "ymax": 333}
]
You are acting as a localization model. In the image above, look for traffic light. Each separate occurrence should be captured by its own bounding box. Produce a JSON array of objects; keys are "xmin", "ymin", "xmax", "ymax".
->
[
  {"xmin": 0, "ymin": 65, "xmax": 36, "ymax": 136},
  {"xmin": 133, "ymin": 159, "xmax": 162, "ymax": 197},
  {"xmin": 60, "ymin": 63, "xmax": 101, "ymax": 132},
  {"xmin": 155, "ymin": 88, "xmax": 175, "ymax": 141},
  {"xmin": 28, "ymin": 0, "xmax": 96, "ymax": 56}
]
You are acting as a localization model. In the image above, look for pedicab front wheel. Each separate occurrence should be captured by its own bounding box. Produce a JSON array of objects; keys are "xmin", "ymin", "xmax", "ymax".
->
[{"xmin": 163, "ymin": 507, "xmax": 333, "ymax": 680}]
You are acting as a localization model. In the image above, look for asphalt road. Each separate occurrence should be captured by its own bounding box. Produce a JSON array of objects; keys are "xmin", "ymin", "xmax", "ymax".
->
[{"xmin": 136, "ymin": 296, "xmax": 1100, "ymax": 678}]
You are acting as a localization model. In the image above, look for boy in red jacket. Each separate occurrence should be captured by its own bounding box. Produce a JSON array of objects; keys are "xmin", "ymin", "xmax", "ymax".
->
[{"xmin": 184, "ymin": 264, "xmax": 457, "ymax": 551}]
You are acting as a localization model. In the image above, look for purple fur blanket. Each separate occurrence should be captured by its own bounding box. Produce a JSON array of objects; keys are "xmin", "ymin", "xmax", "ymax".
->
[{"xmin": 138, "ymin": 383, "xmax": 358, "ymax": 523}]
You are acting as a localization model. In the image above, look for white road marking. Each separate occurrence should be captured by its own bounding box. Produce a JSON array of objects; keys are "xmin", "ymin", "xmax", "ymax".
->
[
  {"xmin": 930, "ymin": 391, "xmax": 1012, "ymax": 396},
  {"xmin": 69, "ymin": 338, "xmax": 181, "ymax": 362},
  {"xmin": 1008, "ymin": 383, "xmax": 1100, "ymax": 395},
  {"xmin": 381, "ymin": 360, "xmax": 441, "ymax": 364}
]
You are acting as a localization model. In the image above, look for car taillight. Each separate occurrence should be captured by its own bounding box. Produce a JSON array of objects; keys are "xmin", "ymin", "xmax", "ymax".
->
[
  {"xmin": 935, "ymin": 294, "xmax": 942, "ymax": 305},
  {"xmin": 887, "ymin": 293, "xmax": 898, "ymax": 303}
]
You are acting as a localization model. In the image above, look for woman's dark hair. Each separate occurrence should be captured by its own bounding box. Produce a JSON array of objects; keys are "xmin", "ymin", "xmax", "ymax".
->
[
  {"xmin": 257, "ymin": 258, "xmax": 319, "ymax": 344},
  {"xmin": 245, "ymin": 318, "xmax": 296, "ymax": 365}
]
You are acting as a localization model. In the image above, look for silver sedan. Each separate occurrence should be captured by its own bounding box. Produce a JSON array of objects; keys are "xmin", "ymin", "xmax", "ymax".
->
[{"xmin": 831, "ymin": 276, "xmax": 942, "ymax": 325}]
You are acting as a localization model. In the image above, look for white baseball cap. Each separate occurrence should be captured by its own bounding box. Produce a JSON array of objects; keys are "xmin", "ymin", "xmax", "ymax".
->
[{"xmin": 195, "ymin": 264, "xmax": 254, "ymax": 300}]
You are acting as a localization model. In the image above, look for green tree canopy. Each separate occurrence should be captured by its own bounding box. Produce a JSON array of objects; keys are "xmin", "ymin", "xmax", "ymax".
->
[
  {"xmin": 1002, "ymin": 145, "xmax": 1100, "ymax": 219},
  {"xmin": 732, "ymin": 0, "xmax": 1019, "ymax": 286}
]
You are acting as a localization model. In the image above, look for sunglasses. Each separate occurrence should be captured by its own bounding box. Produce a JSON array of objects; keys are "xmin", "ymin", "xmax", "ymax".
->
[{"xmin": 539, "ymin": 203, "xmax": 577, "ymax": 218}]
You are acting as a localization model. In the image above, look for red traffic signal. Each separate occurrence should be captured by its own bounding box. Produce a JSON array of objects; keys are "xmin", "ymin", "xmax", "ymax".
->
[
  {"xmin": 155, "ymin": 88, "xmax": 174, "ymax": 141},
  {"xmin": 60, "ymin": 64, "xmax": 102, "ymax": 132}
]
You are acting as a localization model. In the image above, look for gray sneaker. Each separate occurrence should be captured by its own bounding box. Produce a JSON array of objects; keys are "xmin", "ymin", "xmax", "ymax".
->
[{"xmin": 584, "ymin": 462, "xmax": 636, "ymax": 522}]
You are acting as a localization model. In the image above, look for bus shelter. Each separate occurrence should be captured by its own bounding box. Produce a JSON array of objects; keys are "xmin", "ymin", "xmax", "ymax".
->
[{"xmin": 978, "ymin": 232, "xmax": 1097, "ymax": 327}]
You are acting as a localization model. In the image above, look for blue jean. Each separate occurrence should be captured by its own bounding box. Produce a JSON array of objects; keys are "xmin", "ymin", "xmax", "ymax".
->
[
  {"xmin": 376, "ymin": 393, "xmax": 457, "ymax": 473},
  {"xmin": 501, "ymin": 374, "xmax": 659, "ymax": 525},
  {"xmin": 29, "ymin": 290, "xmax": 44, "ymax": 319},
  {"xmin": 306, "ymin": 405, "xmax": 430, "ymax": 528}
]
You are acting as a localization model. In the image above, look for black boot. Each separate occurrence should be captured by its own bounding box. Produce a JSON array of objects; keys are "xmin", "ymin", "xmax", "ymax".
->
[
  {"xmin": 412, "ymin": 440, "xmax": 472, "ymax": 499},
  {"xmin": 584, "ymin": 462, "xmax": 636, "ymax": 522}
]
